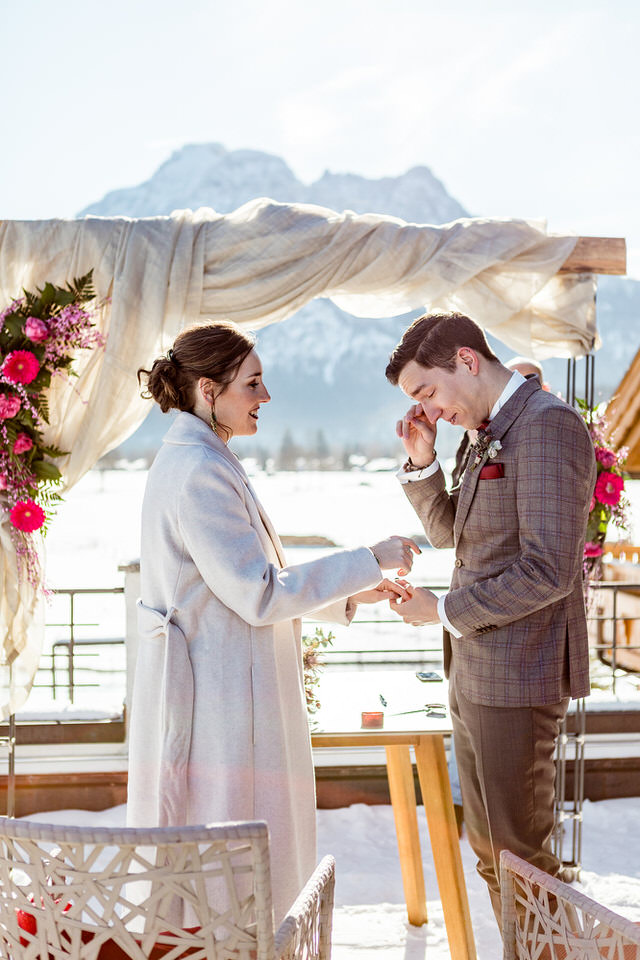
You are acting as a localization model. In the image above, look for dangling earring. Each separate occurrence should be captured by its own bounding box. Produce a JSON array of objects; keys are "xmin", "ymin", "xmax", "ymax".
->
[{"xmin": 210, "ymin": 404, "xmax": 218, "ymax": 436}]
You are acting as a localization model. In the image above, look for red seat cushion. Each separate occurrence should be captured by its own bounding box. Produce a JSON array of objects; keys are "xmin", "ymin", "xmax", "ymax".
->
[{"xmin": 17, "ymin": 905, "xmax": 202, "ymax": 959}]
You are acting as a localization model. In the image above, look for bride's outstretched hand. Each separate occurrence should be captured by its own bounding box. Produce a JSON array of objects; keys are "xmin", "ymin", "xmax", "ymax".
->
[{"xmin": 350, "ymin": 579, "xmax": 413, "ymax": 606}]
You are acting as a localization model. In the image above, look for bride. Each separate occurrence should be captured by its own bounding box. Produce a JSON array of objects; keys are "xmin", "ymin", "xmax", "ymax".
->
[{"xmin": 129, "ymin": 319, "xmax": 418, "ymax": 923}]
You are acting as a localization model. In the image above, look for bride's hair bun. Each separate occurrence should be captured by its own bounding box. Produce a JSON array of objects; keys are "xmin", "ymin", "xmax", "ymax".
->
[
  {"xmin": 138, "ymin": 355, "xmax": 186, "ymax": 413},
  {"xmin": 137, "ymin": 321, "xmax": 256, "ymax": 414}
]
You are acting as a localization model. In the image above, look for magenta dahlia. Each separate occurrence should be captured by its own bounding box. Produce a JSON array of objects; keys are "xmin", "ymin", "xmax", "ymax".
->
[
  {"xmin": 594, "ymin": 471, "xmax": 624, "ymax": 507},
  {"xmin": 584, "ymin": 541, "xmax": 604, "ymax": 558},
  {"xmin": 2, "ymin": 350, "xmax": 40, "ymax": 385},
  {"xmin": 9, "ymin": 499, "xmax": 46, "ymax": 533}
]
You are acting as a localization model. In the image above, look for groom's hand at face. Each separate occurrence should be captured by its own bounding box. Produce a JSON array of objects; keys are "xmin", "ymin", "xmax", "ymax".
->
[
  {"xmin": 396, "ymin": 404, "xmax": 437, "ymax": 467},
  {"xmin": 388, "ymin": 586, "xmax": 439, "ymax": 625}
]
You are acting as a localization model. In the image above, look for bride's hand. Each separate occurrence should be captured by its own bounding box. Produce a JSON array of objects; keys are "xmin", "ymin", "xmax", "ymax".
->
[{"xmin": 350, "ymin": 579, "xmax": 413, "ymax": 606}]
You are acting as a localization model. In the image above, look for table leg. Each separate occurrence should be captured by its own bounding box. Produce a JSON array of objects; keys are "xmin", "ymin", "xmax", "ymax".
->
[
  {"xmin": 414, "ymin": 735, "xmax": 477, "ymax": 960},
  {"xmin": 385, "ymin": 744, "xmax": 428, "ymax": 926}
]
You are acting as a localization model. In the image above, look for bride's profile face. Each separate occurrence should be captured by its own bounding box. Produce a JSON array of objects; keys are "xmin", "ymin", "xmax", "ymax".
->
[{"xmin": 214, "ymin": 349, "xmax": 271, "ymax": 438}]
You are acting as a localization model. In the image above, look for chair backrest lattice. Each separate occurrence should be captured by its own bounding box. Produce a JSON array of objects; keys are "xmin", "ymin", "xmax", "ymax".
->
[
  {"xmin": 501, "ymin": 850, "xmax": 640, "ymax": 960},
  {"xmin": 0, "ymin": 817, "xmax": 276, "ymax": 960}
]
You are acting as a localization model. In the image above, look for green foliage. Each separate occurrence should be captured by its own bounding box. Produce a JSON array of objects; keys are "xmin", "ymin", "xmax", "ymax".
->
[
  {"xmin": 20, "ymin": 270, "xmax": 95, "ymax": 321},
  {"xmin": 302, "ymin": 628, "xmax": 334, "ymax": 715},
  {"xmin": 40, "ymin": 445, "xmax": 66, "ymax": 458},
  {"xmin": 32, "ymin": 460, "xmax": 62, "ymax": 483}
]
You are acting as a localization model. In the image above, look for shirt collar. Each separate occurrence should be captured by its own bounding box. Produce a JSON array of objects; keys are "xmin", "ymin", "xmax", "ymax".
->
[{"xmin": 488, "ymin": 370, "xmax": 526, "ymax": 421}]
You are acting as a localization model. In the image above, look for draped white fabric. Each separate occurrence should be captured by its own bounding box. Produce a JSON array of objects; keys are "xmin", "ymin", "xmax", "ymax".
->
[{"xmin": 0, "ymin": 201, "xmax": 598, "ymax": 716}]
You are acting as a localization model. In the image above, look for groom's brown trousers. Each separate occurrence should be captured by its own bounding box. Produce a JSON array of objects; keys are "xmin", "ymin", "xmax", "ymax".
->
[{"xmin": 449, "ymin": 662, "xmax": 569, "ymax": 927}]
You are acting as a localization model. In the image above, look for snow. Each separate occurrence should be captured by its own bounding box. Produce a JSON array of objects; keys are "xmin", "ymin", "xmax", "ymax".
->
[{"xmin": 22, "ymin": 797, "xmax": 640, "ymax": 959}]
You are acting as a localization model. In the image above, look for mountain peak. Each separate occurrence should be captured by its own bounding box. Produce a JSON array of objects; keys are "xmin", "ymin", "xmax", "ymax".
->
[{"xmin": 78, "ymin": 142, "xmax": 467, "ymax": 223}]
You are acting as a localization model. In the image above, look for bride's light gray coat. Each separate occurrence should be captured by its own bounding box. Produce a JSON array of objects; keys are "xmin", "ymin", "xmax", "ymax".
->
[{"xmin": 127, "ymin": 412, "xmax": 380, "ymax": 923}]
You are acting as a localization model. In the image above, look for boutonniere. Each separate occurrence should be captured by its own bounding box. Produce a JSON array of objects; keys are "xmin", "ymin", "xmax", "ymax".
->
[{"xmin": 469, "ymin": 434, "xmax": 502, "ymax": 472}]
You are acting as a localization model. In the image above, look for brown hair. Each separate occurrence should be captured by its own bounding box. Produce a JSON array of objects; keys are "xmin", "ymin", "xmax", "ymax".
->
[
  {"xmin": 137, "ymin": 321, "xmax": 256, "ymax": 421},
  {"xmin": 385, "ymin": 312, "xmax": 499, "ymax": 385}
]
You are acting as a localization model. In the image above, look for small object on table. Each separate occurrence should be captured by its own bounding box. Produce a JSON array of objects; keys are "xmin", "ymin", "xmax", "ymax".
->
[
  {"xmin": 361, "ymin": 710, "xmax": 384, "ymax": 729},
  {"xmin": 416, "ymin": 671, "xmax": 442, "ymax": 682},
  {"xmin": 391, "ymin": 703, "xmax": 447, "ymax": 718}
]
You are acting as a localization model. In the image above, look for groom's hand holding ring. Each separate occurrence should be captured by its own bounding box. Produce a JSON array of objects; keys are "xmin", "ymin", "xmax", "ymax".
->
[{"xmin": 389, "ymin": 586, "xmax": 440, "ymax": 625}]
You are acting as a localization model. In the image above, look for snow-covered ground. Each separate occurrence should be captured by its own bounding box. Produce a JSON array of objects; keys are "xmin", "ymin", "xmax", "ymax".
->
[{"xmin": 23, "ymin": 796, "xmax": 640, "ymax": 960}]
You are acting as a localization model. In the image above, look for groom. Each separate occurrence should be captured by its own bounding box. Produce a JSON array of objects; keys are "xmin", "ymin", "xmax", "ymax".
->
[{"xmin": 385, "ymin": 312, "xmax": 596, "ymax": 925}]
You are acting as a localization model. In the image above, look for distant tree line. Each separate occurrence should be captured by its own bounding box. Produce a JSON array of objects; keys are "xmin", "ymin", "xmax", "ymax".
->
[{"xmin": 234, "ymin": 429, "xmax": 402, "ymax": 472}]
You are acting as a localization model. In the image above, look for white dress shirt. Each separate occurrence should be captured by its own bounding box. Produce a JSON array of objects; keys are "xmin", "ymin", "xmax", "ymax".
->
[{"xmin": 398, "ymin": 370, "xmax": 526, "ymax": 636}]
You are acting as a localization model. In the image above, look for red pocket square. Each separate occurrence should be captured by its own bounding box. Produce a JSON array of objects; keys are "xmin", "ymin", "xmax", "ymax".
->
[{"xmin": 479, "ymin": 463, "xmax": 505, "ymax": 479}]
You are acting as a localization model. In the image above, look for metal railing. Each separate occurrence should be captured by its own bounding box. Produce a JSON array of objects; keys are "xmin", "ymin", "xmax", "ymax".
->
[
  {"xmin": 553, "ymin": 579, "xmax": 640, "ymax": 874},
  {"xmin": 588, "ymin": 579, "xmax": 640, "ymax": 694},
  {"xmin": 42, "ymin": 586, "xmax": 126, "ymax": 703},
  {"xmin": 1, "ymin": 586, "xmax": 126, "ymax": 818}
]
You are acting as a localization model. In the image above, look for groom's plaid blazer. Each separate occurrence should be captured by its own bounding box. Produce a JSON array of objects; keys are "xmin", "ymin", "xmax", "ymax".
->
[{"xmin": 403, "ymin": 377, "xmax": 597, "ymax": 707}]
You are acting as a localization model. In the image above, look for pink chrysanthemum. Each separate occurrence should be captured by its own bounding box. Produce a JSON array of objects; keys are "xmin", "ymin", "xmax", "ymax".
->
[
  {"xmin": 24, "ymin": 317, "xmax": 50, "ymax": 343},
  {"xmin": 0, "ymin": 394, "xmax": 21, "ymax": 419},
  {"xmin": 595, "ymin": 448, "xmax": 617, "ymax": 469},
  {"xmin": 595, "ymin": 471, "xmax": 624, "ymax": 507},
  {"xmin": 9, "ymin": 499, "xmax": 46, "ymax": 533},
  {"xmin": 2, "ymin": 349, "xmax": 40, "ymax": 385},
  {"xmin": 584, "ymin": 541, "xmax": 604, "ymax": 558},
  {"xmin": 589, "ymin": 494, "xmax": 596, "ymax": 512},
  {"xmin": 13, "ymin": 433, "xmax": 33, "ymax": 454},
  {"xmin": 0, "ymin": 472, "xmax": 7, "ymax": 490}
]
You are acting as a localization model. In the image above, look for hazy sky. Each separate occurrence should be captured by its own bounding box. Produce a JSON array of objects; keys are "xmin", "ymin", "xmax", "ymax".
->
[{"xmin": 2, "ymin": 0, "xmax": 638, "ymax": 275}]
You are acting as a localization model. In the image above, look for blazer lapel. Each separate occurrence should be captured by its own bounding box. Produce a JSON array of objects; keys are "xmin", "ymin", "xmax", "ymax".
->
[{"xmin": 454, "ymin": 377, "xmax": 541, "ymax": 541}]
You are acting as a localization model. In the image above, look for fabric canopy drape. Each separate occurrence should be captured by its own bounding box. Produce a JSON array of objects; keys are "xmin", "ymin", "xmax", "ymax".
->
[{"xmin": 0, "ymin": 200, "xmax": 598, "ymax": 717}]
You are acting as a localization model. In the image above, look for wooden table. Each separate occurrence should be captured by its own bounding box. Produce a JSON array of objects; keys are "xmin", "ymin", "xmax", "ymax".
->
[{"xmin": 311, "ymin": 670, "xmax": 477, "ymax": 960}]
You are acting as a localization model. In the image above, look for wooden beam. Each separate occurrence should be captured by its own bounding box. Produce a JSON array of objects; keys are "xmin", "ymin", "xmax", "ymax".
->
[{"xmin": 559, "ymin": 236, "xmax": 626, "ymax": 275}]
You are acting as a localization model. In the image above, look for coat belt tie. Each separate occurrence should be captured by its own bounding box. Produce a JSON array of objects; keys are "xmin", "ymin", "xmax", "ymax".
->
[{"xmin": 136, "ymin": 600, "xmax": 194, "ymax": 826}]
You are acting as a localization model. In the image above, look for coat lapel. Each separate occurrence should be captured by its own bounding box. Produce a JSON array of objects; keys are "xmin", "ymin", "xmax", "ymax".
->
[
  {"xmin": 454, "ymin": 377, "xmax": 541, "ymax": 541},
  {"xmin": 164, "ymin": 412, "xmax": 287, "ymax": 567}
]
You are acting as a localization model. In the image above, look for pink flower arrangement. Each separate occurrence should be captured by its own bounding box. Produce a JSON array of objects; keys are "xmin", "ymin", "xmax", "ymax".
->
[
  {"xmin": 24, "ymin": 317, "xmax": 49, "ymax": 343},
  {"xmin": 9, "ymin": 499, "xmax": 46, "ymax": 533},
  {"xmin": 580, "ymin": 400, "xmax": 629, "ymax": 585},
  {"xmin": 2, "ymin": 349, "xmax": 40, "ymax": 385},
  {"xmin": 0, "ymin": 394, "xmax": 21, "ymax": 419},
  {"xmin": 13, "ymin": 433, "xmax": 33, "ymax": 454},
  {"xmin": 0, "ymin": 270, "xmax": 106, "ymax": 588}
]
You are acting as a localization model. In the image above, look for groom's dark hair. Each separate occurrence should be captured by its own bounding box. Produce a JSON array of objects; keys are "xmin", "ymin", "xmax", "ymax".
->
[{"xmin": 385, "ymin": 311, "xmax": 499, "ymax": 385}]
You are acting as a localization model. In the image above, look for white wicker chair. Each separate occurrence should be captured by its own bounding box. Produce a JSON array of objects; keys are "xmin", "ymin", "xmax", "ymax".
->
[
  {"xmin": 0, "ymin": 817, "xmax": 335, "ymax": 960},
  {"xmin": 501, "ymin": 849, "xmax": 640, "ymax": 960}
]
